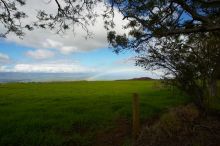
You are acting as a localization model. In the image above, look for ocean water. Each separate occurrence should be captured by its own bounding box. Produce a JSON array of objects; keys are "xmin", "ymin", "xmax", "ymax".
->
[{"xmin": 0, "ymin": 72, "xmax": 95, "ymax": 83}]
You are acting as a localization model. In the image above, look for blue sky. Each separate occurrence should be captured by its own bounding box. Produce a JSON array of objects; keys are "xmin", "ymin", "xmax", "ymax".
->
[
  {"xmin": 0, "ymin": 38, "xmax": 160, "ymax": 80},
  {"xmin": 0, "ymin": 0, "xmax": 162, "ymax": 80}
]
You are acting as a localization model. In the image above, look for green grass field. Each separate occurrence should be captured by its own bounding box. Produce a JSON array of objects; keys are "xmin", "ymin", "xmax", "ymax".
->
[{"xmin": 0, "ymin": 81, "xmax": 190, "ymax": 146}]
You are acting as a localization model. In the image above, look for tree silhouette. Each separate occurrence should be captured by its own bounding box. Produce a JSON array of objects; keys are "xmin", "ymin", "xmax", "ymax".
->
[{"xmin": 106, "ymin": 0, "xmax": 220, "ymax": 109}]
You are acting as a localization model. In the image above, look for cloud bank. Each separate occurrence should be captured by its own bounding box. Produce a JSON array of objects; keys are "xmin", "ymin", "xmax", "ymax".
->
[
  {"xmin": 0, "ymin": 62, "xmax": 96, "ymax": 73},
  {"xmin": 0, "ymin": 1, "xmax": 162, "ymax": 80},
  {"xmin": 0, "ymin": 53, "xmax": 10, "ymax": 63},
  {"xmin": 3, "ymin": 1, "xmax": 127, "ymax": 59},
  {"xmin": 26, "ymin": 49, "xmax": 55, "ymax": 59}
]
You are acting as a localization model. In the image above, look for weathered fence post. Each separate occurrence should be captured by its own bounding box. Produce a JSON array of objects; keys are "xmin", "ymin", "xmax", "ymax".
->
[{"xmin": 132, "ymin": 93, "xmax": 140, "ymax": 141}]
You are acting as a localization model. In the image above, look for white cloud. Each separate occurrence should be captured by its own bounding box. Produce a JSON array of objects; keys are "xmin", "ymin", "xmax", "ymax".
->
[
  {"xmin": 59, "ymin": 46, "xmax": 79, "ymax": 54},
  {"xmin": 0, "ymin": 53, "xmax": 10, "ymax": 63},
  {"xmin": 0, "ymin": 65, "xmax": 8, "ymax": 72},
  {"xmin": 1, "ymin": 62, "xmax": 96, "ymax": 73},
  {"xmin": 42, "ymin": 39, "xmax": 63, "ymax": 48},
  {"xmin": 26, "ymin": 49, "xmax": 55, "ymax": 59},
  {"xmin": 3, "ymin": 1, "xmax": 128, "ymax": 55},
  {"xmin": 0, "ymin": 59, "xmax": 162, "ymax": 79},
  {"xmin": 41, "ymin": 39, "xmax": 80, "ymax": 54}
]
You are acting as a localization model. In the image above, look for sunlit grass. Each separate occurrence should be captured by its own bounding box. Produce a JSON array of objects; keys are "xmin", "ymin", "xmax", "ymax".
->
[{"xmin": 0, "ymin": 80, "xmax": 190, "ymax": 146}]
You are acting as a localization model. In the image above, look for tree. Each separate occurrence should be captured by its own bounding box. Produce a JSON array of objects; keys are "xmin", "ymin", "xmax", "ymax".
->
[
  {"xmin": 0, "ymin": 0, "xmax": 101, "ymax": 37},
  {"xmin": 1, "ymin": 0, "xmax": 220, "ymax": 38},
  {"xmin": 36, "ymin": 0, "xmax": 102, "ymax": 37},
  {"xmin": 106, "ymin": 0, "xmax": 220, "ymax": 109},
  {"xmin": 134, "ymin": 33, "xmax": 220, "ymax": 109},
  {"xmin": 107, "ymin": 0, "xmax": 220, "ymax": 50}
]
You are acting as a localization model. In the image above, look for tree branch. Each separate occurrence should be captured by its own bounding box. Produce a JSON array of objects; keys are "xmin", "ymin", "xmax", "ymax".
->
[
  {"xmin": 158, "ymin": 25, "xmax": 220, "ymax": 36},
  {"xmin": 198, "ymin": 0, "xmax": 220, "ymax": 7},
  {"xmin": 172, "ymin": 0, "xmax": 209, "ymax": 24},
  {"xmin": 54, "ymin": 0, "xmax": 62, "ymax": 11},
  {"xmin": 0, "ymin": 0, "xmax": 11, "ymax": 17}
]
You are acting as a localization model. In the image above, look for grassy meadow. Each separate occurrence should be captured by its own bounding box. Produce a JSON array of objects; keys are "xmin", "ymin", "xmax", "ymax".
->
[{"xmin": 0, "ymin": 81, "xmax": 190, "ymax": 146}]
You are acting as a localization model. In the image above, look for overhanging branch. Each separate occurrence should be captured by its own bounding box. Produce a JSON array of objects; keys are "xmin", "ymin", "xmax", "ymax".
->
[{"xmin": 157, "ymin": 25, "xmax": 220, "ymax": 36}]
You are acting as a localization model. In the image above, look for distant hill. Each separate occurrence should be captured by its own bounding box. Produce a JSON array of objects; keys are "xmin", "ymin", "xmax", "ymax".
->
[
  {"xmin": 130, "ymin": 77, "xmax": 153, "ymax": 80},
  {"xmin": 116, "ymin": 77, "xmax": 153, "ymax": 81}
]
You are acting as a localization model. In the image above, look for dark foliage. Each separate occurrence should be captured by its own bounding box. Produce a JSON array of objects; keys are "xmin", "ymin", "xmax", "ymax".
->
[
  {"xmin": 106, "ymin": 0, "xmax": 220, "ymax": 109},
  {"xmin": 138, "ymin": 33, "xmax": 220, "ymax": 108},
  {"xmin": 1, "ymin": 0, "xmax": 220, "ymax": 38},
  {"xmin": 107, "ymin": 0, "xmax": 220, "ymax": 51}
]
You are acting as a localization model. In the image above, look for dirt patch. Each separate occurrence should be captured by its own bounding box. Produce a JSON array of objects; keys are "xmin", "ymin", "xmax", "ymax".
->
[
  {"xmin": 94, "ymin": 118, "xmax": 131, "ymax": 146},
  {"xmin": 57, "ymin": 118, "xmax": 132, "ymax": 146},
  {"xmin": 136, "ymin": 104, "xmax": 220, "ymax": 146}
]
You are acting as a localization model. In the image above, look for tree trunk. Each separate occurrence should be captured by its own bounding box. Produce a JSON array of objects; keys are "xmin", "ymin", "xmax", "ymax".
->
[
  {"xmin": 209, "ymin": 79, "xmax": 217, "ymax": 97},
  {"xmin": 192, "ymin": 86, "xmax": 206, "ymax": 111}
]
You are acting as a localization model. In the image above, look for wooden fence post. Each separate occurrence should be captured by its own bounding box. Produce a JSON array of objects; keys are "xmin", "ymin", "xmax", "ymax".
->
[{"xmin": 132, "ymin": 93, "xmax": 140, "ymax": 141}]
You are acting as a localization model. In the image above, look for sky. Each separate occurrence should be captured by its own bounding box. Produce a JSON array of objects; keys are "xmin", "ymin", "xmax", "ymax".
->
[{"xmin": 0, "ymin": 0, "xmax": 162, "ymax": 81}]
